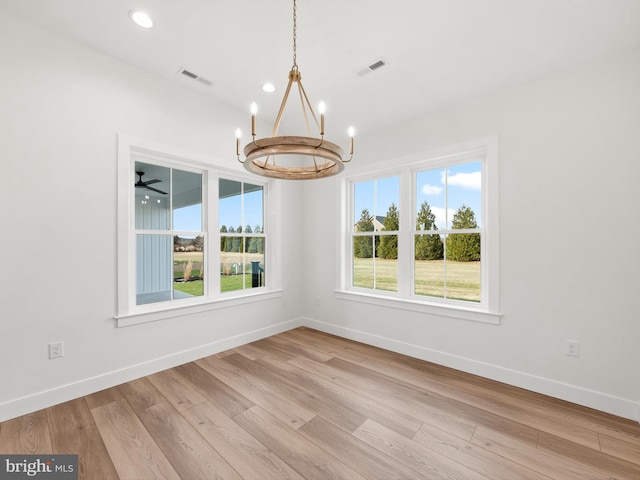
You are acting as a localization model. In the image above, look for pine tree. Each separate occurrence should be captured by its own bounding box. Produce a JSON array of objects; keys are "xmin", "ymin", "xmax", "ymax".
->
[
  {"xmin": 253, "ymin": 224, "xmax": 264, "ymax": 254},
  {"xmin": 415, "ymin": 201, "xmax": 444, "ymax": 260},
  {"xmin": 225, "ymin": 226, "xmax": 235, "ymax": 252},
  {"xmin": 446, "ymin": 204, "xmax": 480, "ymax": 261},
  {"xmin": 354, "ymin": 209, "xmax": 374, "ymax": 258},
  {"xmin": 378, "ymin": 203, "xmax": 399, "ymax": 259},
  {"xmin": 220, "ymin": 225, "xmax": 228, "ymax": 252}
]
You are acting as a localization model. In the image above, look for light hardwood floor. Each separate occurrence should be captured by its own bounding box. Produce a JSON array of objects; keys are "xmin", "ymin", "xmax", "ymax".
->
[{"xmin": 1, "ymin": 327, "xmax": 639, "ymax": 479}]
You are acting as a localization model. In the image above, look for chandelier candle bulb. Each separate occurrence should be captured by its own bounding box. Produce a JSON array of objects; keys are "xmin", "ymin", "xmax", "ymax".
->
[
  {"xmin": 318, "ymin": 101, "xmax": 326, "ymax": 135},
  {"xmin": 235, "ymin": 128, "xmax": 242, "ymax": 156},
  {"xmin": 250, "ymin": 102, "xmax": 257, "ymax": 136},
  {"xmin": 348, "ymin": 126, "xmax": 355, "ymax": 155}
]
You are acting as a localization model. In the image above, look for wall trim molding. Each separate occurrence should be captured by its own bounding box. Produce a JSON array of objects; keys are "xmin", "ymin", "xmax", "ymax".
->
[
  {"xmin": 303, "ymin": 318, "xmax": 640, "ymax": 423},
  {"xmin": 0, "ymin": 318, "xmax": 303, "ymax": 423}
]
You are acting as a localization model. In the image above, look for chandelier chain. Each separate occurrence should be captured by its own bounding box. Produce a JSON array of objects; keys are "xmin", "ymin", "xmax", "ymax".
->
[{"xmin": 292, "ymin": 0, "xmax": 297, "ymax": 67}]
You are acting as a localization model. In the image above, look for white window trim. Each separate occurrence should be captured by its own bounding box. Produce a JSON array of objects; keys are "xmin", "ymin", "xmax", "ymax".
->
[
  {"xmin": 116, "ymin": 134, "xmax": 281, "ymax": 327},
  {"xmin": 337, "ymin": 135, "xmax": 500, "ymax": 324}
]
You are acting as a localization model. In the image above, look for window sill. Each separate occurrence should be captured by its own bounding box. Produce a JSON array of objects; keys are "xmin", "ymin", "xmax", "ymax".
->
[
  {"xmin": 115, "ymin": 289, "xmax": 283, "ymax": 328},
  {"xmin": 334, "ymin": 290, "xmax": 500, "ymax": 324}
]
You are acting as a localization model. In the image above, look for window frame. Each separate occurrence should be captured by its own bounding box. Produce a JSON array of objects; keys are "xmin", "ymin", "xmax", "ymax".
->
[
  {"xmin": 351, "ymin": 175, "xmax": 401, "ymax": 292},
  {"xmin": 217, "ymin": 176, "xmax": 267, "ymax": 294},
  {"xmin": 116, "ymin": 135, "xmax": 281, "ymax": 327},
  {"xmin": 338, "ymin": 136, "xmax": 500, "ymax": 324},
  {"xmin": 134, "ymin": 161, "xmax": 207, "ymax": 305}
]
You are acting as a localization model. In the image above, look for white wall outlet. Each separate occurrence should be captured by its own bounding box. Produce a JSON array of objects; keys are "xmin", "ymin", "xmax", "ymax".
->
[
  {"xmin": 49, "ymin": 341, "xmax": 64, "ymax": 359},
  {"xmin": 565, "ymin": 340, "xmax": 579, "ymax": 357}
]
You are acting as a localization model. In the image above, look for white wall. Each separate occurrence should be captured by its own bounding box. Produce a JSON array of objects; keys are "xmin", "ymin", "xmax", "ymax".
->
[
  {"xmin": 302, "ymin": 47, "xmax": 640, "ymax": 420},
  {"xmin": 0, "ymin": 11, "xmax": 304, "ymax": 421}
]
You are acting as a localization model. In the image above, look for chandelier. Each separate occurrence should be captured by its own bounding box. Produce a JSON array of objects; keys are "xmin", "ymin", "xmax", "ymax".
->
[{"xmin": 236, "ymin": 0, "xmax": 354, "ymax": 180}]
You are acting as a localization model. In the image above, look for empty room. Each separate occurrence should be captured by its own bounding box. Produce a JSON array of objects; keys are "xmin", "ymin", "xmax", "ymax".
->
[{"xmin": 0, "ymin": 0, "xmax": 639, "ymax": 478}]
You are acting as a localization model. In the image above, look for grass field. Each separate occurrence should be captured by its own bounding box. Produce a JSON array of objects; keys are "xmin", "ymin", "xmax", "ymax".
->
[
  {"xmin": 220, "ymin": 252, "xmax": 264, "ymax": 292},
  {"xmin": 172, "ymin": 253, "xmax": 479, "ymax": 300},
  {"xmin": 354, "ymin": 257, "xmax": 481, "ymax": 302},
  {"xmin": 173, "ymin": 251, "xmax": 204, "ymax": 296},
  {"xmin": 172, "ymin": 251, "xmax": 264, "ymax": 295}
]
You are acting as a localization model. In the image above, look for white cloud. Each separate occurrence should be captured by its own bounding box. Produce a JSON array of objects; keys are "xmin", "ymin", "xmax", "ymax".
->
[
  {"xmin": 421, "ymin": 184, "xmax": 443, "ymax": 195},
  {"xmin": 446, "ymin": 171, "xmax": 481, "ymax": 190},
  {"xmin": 430, "ymin": 206, "xmax": 455, "ymax": 229}
]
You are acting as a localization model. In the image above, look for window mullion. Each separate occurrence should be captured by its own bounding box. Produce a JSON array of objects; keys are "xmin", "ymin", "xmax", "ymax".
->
[
  {"xmin": 168, "ymin": 168, "xmax": 174, "ymax": 301},
  {"xmin": 372, "ymin": 180, "xmax": 377, "ymax": 290},
  {"xmin": 397, "ymin": 168, "xmax": 412, "ymax": 296},
  {"xmin": 208, "ymin": 172, "xmax": 219, "ymax": 297}
]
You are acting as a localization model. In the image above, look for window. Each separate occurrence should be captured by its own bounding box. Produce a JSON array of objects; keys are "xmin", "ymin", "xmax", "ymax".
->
[
  {"xmin": 414, "ymin": 161, "xmax": 482, "ymax": 302},
  {"xmin": 135, "ymin": 162, "xmax": 204, "ymax": 305},
  {"xmin": 353, "ymin": 176, "xmax": 400, "ymax": 292},
  {"xmin": 117, "ymin": 136, "xmax": 279, "ymax": 326},
  {"xmin": 219, "ymin": 179, "xmax": 265, "ymax": 293},
  {"xmin": 341, "ymin": 137, "xmax": 499, "ymax": 323}
]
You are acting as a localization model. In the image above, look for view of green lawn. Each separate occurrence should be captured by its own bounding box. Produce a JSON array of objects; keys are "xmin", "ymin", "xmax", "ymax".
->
[
  {"xmin": 173, "ymin": 251, "xmax": 264, "ymax": 295},
  {"xmin": 354, "ymin": 257, "xmax": 480, "ymax": 302},
  {"xmin": 173, "ymin": 252, "xmax": 479, "ymax": 300},
  {"xmin": 173, "ymin": 251, "xmax": 204, "ymax": 296},
  {"xmin": 220, "ymin": 251, "xmax": 264, "ymax": 292}
]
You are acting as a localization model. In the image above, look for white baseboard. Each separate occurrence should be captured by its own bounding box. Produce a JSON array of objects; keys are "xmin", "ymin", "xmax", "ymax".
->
[
  {"xmin": 0, "ymin": 318, "xmax": 303, "ymax": 423},
  {"xmin": 303, "ymin": 318, "xmax": 640, "ymax": 423},
  {"xmin": 3, "ymin": 316, "xmax": 638, "ymax": 425}
]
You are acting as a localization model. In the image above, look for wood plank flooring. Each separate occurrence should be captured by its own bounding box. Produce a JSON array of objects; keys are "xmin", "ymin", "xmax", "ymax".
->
[{"xmin": 1, "ymin": 327, "xmax": 639, "ymax": 479}]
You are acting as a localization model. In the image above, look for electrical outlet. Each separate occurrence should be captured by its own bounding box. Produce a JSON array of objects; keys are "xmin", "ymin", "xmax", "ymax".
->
[
  {"xmin": 49, "ymin": 341, "xmax": 64, "ymax": 359},
  {"xmin": 565, "ymin": 340, "xmax": 579, "ymax": 357}
]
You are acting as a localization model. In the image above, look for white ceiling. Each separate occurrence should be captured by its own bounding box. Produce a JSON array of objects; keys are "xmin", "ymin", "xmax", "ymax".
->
[{"xmin": 1, "ymin": 0, "xmax": 639, "ymax": 136}]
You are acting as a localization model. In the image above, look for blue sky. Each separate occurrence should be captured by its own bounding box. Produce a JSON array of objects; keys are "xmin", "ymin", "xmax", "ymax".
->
[
  {"xmin": 173, "ymin": 204, "xmax": 202, "ymax": 232},
  {"xmin": 174, "ymin": 160, "xmax": 482, "ymax": 233},
  {"xmin": 354, "ymin": 160, "xmax": 482, "ymax": 229},
  {"xmin": 173, "ymin": 187, "xmax": 264, "ymax": 233},
  {"xmin": 354, "ymin": 176, "xmax": 399, "ymax": 225},
  {"xmin": 218, "ymin": 188, "xmax": 264, "ymax": 232}
]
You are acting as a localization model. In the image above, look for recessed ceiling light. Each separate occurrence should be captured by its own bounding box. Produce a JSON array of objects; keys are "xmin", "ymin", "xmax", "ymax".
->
[
  {"xmin": 129, "ymin": 10, "xmax": 153, "ymax": 29},
  {"xmin": 262, "ymin": 82, "xmax": 276, "ymax": 93}
]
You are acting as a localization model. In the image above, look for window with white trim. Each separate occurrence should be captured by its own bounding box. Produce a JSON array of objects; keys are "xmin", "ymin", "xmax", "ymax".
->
[
  {"xmin": 218, "ymin": 179, "xmax": 265, "ymax": 293},
  {"xmin": 341, "ymin": 137, "xmax": 499, "ymax": 322},
  {"xmin": 352, "ymin": 176, "xmax": 400, "ymax": 292},
  {"xmin": 413, "ymin": 160, "xmax": 482, "ymax": 302},
  {"xmin": 135, "ymin": 161, "xmax": 205, "ymax": 305},
  {"xmin": 117, "ymin": 137, "xmax": 277, "ymax": 326}
]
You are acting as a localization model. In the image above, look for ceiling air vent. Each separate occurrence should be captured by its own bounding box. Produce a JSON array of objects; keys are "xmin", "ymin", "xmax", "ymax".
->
[
  {"xmin": 355, "ymin": 58, "xmax": 388, "ymax": 77},
  {"xmin": 177, "ymin": 67, "xmax": 213, "ymax": 87}
]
